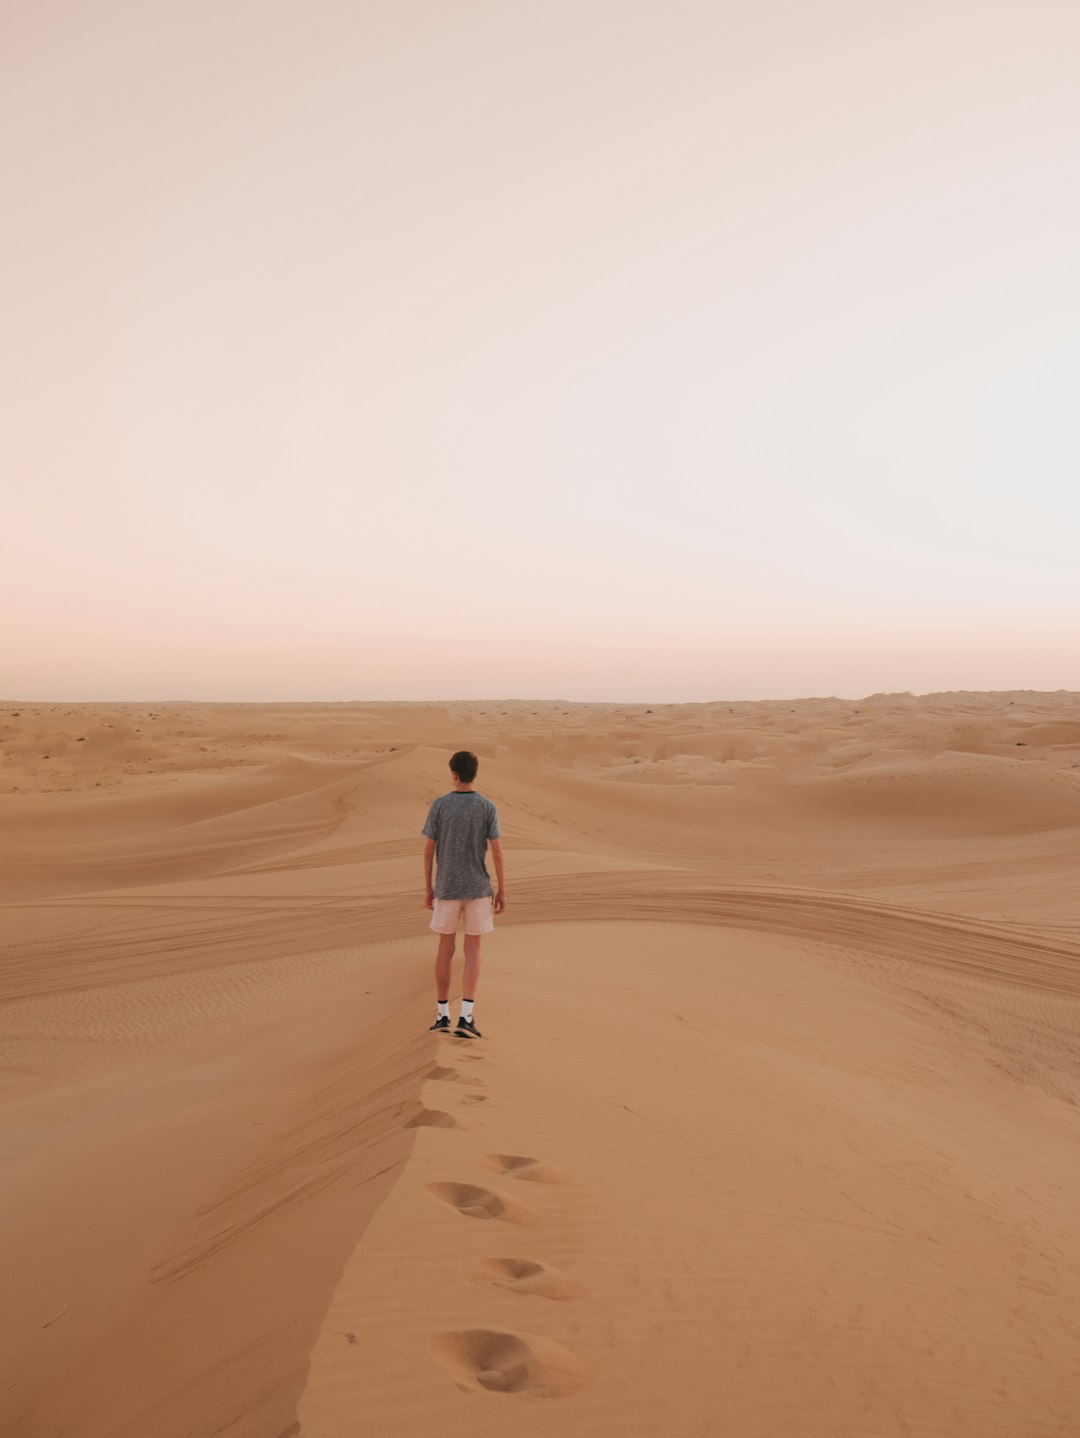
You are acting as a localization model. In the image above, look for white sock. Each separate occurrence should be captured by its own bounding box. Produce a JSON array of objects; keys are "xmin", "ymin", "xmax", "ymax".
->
[
  {"xmin": 437, "ymin": 1000, "xmax": 450, "ymax": 1020},
  {"xmin": 460, "ymin": 999, "xmax": 475, "ymax": 1023}
]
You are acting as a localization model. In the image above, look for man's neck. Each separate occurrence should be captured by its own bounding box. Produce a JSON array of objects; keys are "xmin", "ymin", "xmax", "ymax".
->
[{"xmin": 451, "ymin": 782, "xmax": 475, "ymax": 792}]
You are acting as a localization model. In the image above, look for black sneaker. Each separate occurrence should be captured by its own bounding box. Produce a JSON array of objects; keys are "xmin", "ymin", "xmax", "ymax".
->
[
  {"xmin": 429, "ymin": 1015, "xmax": 451, "ymax": 1032},
  {"xmin": 454, "ymin": 1017, "xmax": 482, "ymax": 1039}
]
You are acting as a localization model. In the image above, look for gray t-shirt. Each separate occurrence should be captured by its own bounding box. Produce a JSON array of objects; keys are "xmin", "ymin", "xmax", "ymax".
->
[{"xmin": 422, "ymin": 791, "xmax": 501, "ymax": 899}]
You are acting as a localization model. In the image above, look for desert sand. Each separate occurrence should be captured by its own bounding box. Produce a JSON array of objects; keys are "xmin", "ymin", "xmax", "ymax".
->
[{"xmin": 2, "ymin": 692, "xmax": 1080, "ymax": 1437}]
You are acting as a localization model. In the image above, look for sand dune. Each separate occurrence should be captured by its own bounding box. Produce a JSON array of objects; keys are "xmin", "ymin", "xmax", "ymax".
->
[
  {"xmin": 792, "ymin": 752, "xmax": 1080, "ymax": 835},
  {"xmin": 2, "ymin": 692, "xmax": 1080, "ymax": 1436}
]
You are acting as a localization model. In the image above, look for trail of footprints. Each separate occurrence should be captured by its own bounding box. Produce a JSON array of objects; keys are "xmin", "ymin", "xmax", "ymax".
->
[{"xmin": 406, "ymin": 1042, "xmax": 589, "ymax": 1398}]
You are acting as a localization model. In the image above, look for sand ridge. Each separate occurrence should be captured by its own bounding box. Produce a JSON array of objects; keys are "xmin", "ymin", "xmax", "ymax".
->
[{"xmin": 2, "ymin": 692, "xmax": 1080, "ymax": 1435}]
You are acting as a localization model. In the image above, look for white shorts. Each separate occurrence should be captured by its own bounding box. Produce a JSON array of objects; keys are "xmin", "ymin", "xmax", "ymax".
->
[{"xmin": 430, "ymin": 896, "xmax": 495, "ymax": 936}]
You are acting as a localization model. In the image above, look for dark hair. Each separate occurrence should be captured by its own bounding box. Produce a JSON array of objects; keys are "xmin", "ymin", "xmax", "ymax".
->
[{"xmin": 450, "ymin": 750, "xmax": 479, "ymax": 784}]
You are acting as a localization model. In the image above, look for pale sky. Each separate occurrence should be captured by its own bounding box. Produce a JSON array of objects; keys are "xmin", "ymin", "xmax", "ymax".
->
[{"xmin": 4, "ymin": 0, "xmax": 1078, "ymax": 701}]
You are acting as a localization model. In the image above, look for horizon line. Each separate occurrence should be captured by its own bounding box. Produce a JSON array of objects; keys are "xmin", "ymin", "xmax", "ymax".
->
[{"xmin": 4, "ymin": 688, "xmax": 1077, "ymax": 708}]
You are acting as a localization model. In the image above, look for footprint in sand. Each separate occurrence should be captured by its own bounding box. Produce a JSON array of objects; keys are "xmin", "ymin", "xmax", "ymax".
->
[
  {"xmin": 430, "ymin": 1328, "xmax": 587, "ymax": 1396},
  {"xmin": 426, "ymin": 1064, "xmax": 484, "ymax": 1088},
  {"xmin": 458, "ymin": 1093, "xmax": 489, "ymax": 1105},
  {"xmin": 471, "ymin": 1258, "xmax": 583, "ymax": 1301},
  {"xmin": 403, "ymin": 1106, "xmax": 459, "ymax": 1129},
  {"xmin": 482, "ymin": 1154, "xmax": 568, "ymax": 1184},
  {"xmin": 426, "ymin": 1182, "xmax": 537, "ymax": 1226}
]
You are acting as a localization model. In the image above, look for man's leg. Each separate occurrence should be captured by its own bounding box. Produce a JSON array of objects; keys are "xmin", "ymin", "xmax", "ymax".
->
[
  {"xmin": 435, "ymin": 932, "xmax": 456, "ymax": 1002},
  {"xmin": 454, "ymin": 934, "xmax": 482, "ymax": 1036},
  {"xmin": 462, "ymin": 933, "xmax": 481, "ymax": 1002}
]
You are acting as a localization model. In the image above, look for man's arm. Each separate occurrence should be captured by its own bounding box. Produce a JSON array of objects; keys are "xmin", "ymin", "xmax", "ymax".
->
[
  {"xmin": 490, "ymin": 837, "xmax": 506, "ymax": 913},
  {"xmin": 423, "ymin": 838, "xmax": 436, "ymax": 908}
]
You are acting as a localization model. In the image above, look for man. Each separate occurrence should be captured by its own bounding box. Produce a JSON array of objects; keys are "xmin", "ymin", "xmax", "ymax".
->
[{"xmin": 422, "ymin": 750, "xmax": 505, "ymax": 1038}]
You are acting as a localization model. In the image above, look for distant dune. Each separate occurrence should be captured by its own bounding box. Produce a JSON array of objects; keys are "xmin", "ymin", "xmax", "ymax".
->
[
  {"xmin": 2, "ymin": 692, "xmax": 1080, "ymax": 1436},
  {"xmin": 792, "ymin": 752, "xmax": 1080, "ymax": 835}
]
